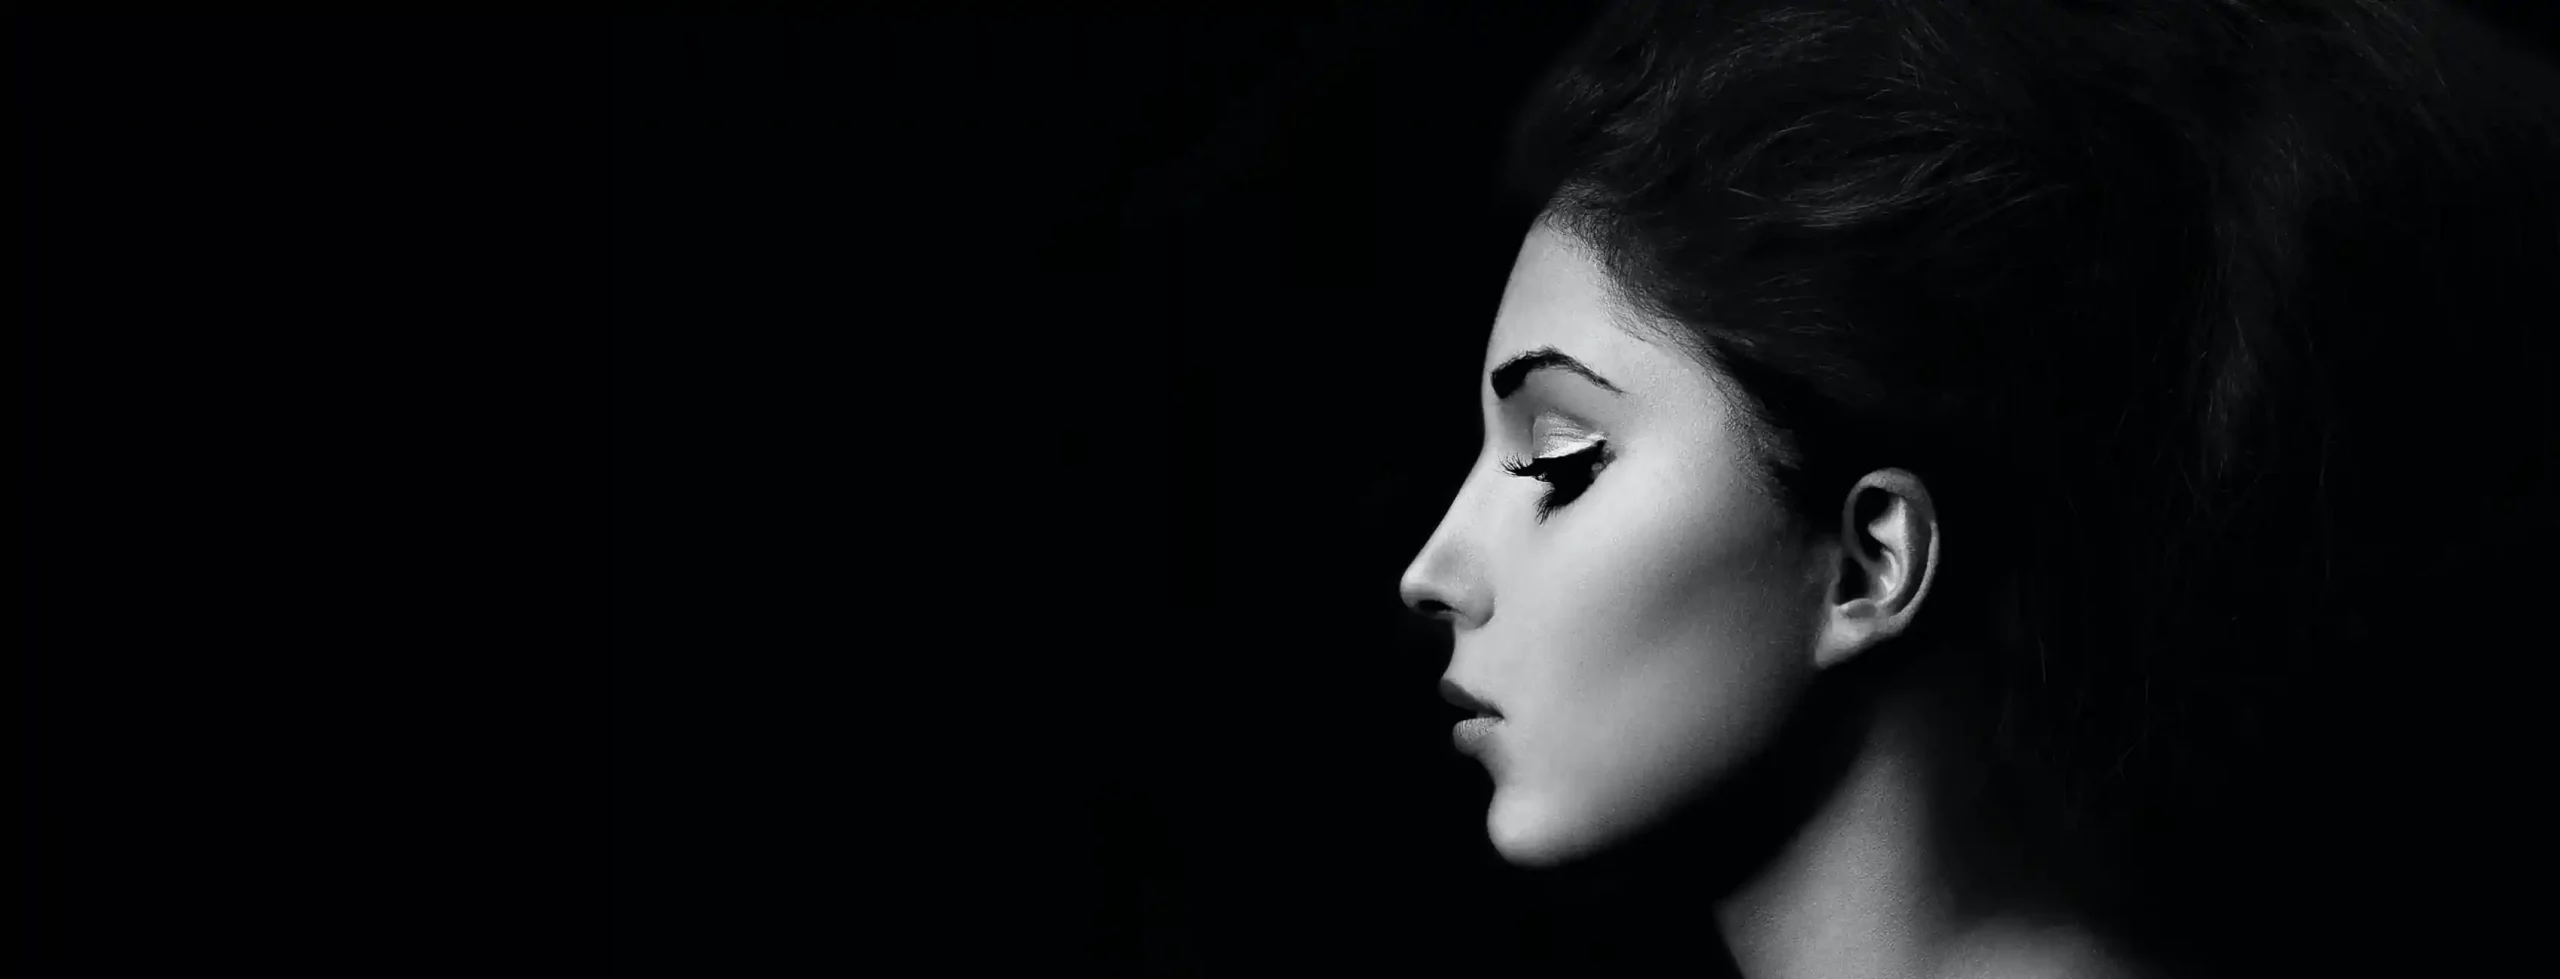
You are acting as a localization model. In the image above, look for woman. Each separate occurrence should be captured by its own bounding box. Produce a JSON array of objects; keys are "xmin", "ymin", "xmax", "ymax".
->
[{"xmin": 1398, "ymin": 1, "xmax": 2560, "ymax": 976}]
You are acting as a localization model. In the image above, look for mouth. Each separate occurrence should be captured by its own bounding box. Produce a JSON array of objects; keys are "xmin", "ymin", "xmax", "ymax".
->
[{"xmin": 1438, "ymin": 678, "xmax": 1503, "ymax": 719}]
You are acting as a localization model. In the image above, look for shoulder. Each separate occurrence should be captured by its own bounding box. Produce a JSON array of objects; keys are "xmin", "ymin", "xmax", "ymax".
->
[{"xmin": 1942, "ymin": 921, "xmax": 2171, "ymax": 979}]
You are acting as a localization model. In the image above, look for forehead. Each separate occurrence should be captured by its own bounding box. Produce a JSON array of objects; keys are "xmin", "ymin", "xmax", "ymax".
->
[{"xmin": 1484, "ymin": 223, "xmax": 1692, "ymax": 398}]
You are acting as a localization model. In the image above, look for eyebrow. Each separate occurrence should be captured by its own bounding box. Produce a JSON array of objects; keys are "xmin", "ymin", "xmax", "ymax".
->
[{"xmin": 1490, "ymin": 346, "xmax": 1624, "ymax": 400}]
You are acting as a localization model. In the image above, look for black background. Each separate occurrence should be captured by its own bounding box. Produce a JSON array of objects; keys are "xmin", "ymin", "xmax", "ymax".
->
[
  {"xmin": 23, "ymin": 5, "xmax": 2560, "ymax": 975},
  {"xmin": 616, "ymin": 5, "xmax": 1632, "ymax": 972},
  {"xmin": 22, "ymin": 18, "xmax": 614, "ymax": 975}
]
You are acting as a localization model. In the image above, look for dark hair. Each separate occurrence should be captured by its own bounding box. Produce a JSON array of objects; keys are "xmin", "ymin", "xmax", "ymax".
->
[{"xmin": 1505, "ymin": 0, "xmax": 2560, "ymax": 972}]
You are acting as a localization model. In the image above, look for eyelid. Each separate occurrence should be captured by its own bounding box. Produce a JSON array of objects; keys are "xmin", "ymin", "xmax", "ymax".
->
[{"xmin": 1528, "ymin": 413, "xmax": 1605, "ymax": 455}]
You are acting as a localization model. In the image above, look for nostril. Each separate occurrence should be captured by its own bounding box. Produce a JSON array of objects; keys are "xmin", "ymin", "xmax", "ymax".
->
[
  {"xmin": 1396, "ymin": 575, "xmax": 1437, "ymax": 616},
  {"xmin": 1399, "ymin": 558, "xmax": 1483, "ymax": 627}
]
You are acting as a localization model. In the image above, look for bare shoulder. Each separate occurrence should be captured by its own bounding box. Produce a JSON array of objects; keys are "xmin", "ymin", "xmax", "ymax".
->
[{"xmin": 1942, "ymin": 921, "xmax": 2171, "ymax": 979}]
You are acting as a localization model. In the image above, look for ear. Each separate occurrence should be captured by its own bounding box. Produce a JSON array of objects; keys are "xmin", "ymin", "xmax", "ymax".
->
[{"xmin": 1810, "ymin": 469, "xmax": 1940, "ymax": 671}]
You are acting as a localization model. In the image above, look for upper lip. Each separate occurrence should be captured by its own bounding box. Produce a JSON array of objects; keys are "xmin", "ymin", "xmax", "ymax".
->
[{"xmin": 1439, "ymin": 678, "xmax": 1501, "ymax": 718}]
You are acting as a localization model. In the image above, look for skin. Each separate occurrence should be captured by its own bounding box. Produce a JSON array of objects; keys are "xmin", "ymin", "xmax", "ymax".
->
[
  {"xmin": 1398, "ymin": 220, "xmax": 1925, "ymax": 870},
  {"xmin": 1400, "ymin": 222, "xmax": 2142, "ymax": 979}
]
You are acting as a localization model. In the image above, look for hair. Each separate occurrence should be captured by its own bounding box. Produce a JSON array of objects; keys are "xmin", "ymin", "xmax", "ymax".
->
[{"xmin": 1503, "ymin": 0, "xmax": 2560, "ymax": 973}]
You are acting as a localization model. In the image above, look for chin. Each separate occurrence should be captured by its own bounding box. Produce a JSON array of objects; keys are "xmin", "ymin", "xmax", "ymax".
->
[{"xmin": 1485, "ymin": 785, "xmax": 1619, "ymax": 868}]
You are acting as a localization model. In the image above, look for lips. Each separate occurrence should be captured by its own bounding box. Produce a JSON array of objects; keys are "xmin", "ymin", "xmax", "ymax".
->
[{"xmin": 1439, "ymin": 678, "xmax": 1502, "ymax": 718}]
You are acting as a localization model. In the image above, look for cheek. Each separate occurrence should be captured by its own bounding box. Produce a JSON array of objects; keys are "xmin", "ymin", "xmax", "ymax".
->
[
  {"xmin": 1514, "ymin": 458, "xmax": 1810, "ymax": 713},
  {"xmin": 1521, "ymin": 546, "xmax": 1812, "ymax": 790},
  {"xmin": 1492, "ymin": 462, "xmax": 1818, "ymax": 828}
]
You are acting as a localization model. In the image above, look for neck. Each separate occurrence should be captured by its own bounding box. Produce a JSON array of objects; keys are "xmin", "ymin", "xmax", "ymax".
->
[
  {"xmin": 1712, "ymin": 688, "xmax": 2119, "ymax": 979},
  {"xmin": 1515, "ymin": 656, "xmax": 2134, "ymax": 979},
  {"xmin": 1712, "ymin": 696, "xmax": 1952, "ymax": 979}
]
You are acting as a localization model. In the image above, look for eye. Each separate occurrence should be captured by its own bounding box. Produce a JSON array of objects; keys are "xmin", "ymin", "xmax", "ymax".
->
[{"xmin": 1500, "ymin": 440, "xmax": 1612, "ymax": 522}]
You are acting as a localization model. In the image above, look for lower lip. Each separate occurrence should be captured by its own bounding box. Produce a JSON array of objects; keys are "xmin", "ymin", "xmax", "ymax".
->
[{"xmin": 1453, "ymin": 716, "xmax": 1502, "ymax": 755}]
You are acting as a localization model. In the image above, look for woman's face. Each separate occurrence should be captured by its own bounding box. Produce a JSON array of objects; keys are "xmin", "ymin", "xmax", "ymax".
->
[{"xmin": 1401, "ymin": 223, "xmax": 1832, "ymax": 868}]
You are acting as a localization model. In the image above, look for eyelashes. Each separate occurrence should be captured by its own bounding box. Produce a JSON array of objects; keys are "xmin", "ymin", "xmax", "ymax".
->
[{"xmin": 1500, "ymin": 440, "xmax": 1612, "ymax": 522}]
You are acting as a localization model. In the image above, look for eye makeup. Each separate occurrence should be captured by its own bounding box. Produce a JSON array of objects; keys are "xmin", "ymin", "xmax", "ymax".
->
[{"xmin": 1500, "ymin": 413, "xmax": 1614, "ymax": 522}]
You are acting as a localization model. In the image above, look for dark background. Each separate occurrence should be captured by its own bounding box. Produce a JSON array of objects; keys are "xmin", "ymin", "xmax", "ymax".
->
[
  {"xmin": 22, "ymin": 5, "xmax": 2560, "ymax": 975},
  {"xmin": 616, "ymin": 5, "xmax": 1639, "ymax": 973}
]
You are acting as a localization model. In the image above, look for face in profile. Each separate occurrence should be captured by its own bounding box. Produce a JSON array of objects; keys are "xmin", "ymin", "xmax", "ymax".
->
[{"xmin": 1399, "ymin": 223, "xmax": 1841, "ymax": 868}]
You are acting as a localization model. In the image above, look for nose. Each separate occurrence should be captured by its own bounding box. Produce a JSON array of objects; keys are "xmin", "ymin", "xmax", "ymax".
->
[
  {"xmin": 1398, "ymin": 569, "xmax": 1459, "ymax": 623},
  {"xmin": 1399, "ymin": 520, "xmax": 1489, "ymax": 629}
]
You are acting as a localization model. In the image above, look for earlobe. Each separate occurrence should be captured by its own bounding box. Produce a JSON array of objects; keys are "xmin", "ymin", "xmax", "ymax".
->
[{"xmin": 1809, "ymin": 470, "xmax": 1940, "ymax": 671}]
